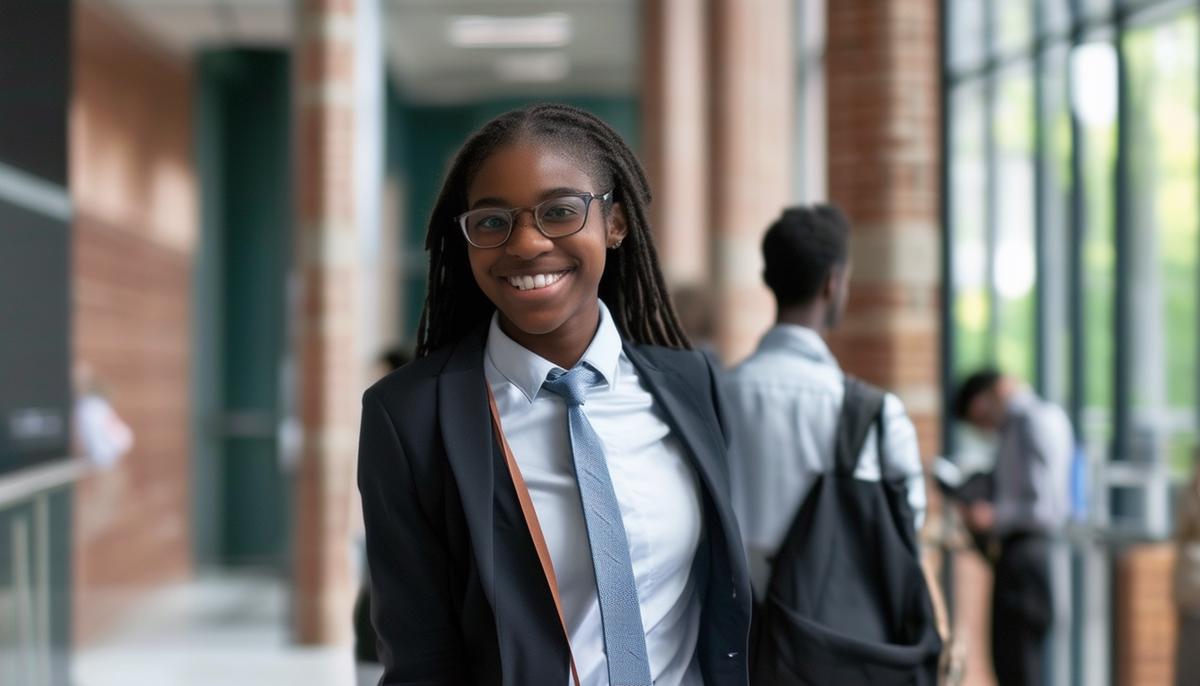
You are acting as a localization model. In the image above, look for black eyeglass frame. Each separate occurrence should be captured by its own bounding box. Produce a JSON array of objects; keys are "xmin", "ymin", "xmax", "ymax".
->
[{"xmin": 455, "ymin": 190, "xmax": 613, "ymax": 248}]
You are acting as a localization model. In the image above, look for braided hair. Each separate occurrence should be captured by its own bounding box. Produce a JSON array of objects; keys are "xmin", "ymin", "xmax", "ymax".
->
[{"xmin": 415, "ymin": 103, "xmax": 691, "ymax": 357}]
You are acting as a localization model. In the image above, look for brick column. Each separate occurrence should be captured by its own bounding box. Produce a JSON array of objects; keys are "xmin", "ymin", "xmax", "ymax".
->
[
  {"xmin": 1117, "ymin": 544, "xmax": 1178, "ymax": 686},
  {"xmin": 640, "ymin": 0, "xmax": 709, "ymax": 286},
  {"xmin": 708, "ymin": 0, "xmax": 793, "ymax": 363},
  {"xmin": 824, "ymin": 0, "xmax": 955, "ymax": 679},
  {"xmin": 293, "ymin": 0, "xmax": 362, "ymax": 644},
  {"xmin": 825, "ymin": 0, "xmax": 941, "ymax": 458}
]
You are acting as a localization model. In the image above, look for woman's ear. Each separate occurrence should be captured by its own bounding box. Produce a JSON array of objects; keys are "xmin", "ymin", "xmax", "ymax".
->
[{"xmin": 606, "ymin": 202, "xmax": 630, "ymax": 249}]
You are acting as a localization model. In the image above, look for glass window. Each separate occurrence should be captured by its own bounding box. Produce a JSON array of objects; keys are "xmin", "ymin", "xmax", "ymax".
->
[
  {"xmin": 1080, "ymin": 0, "xmax": 1115, "ymax": 21},
  {"xmin": 1071, "ymin": 41, "xmax": 1119, "ymax": 456},
  {"xmin": 949, "ymin": 0, "xmax": 987, "ymax": 74},
  {"xmin": 1041, "ymin": 0, "xmax": 1073, "ymax": 38},
  {"xmin": 993, "ymin": 0, "xmax": 1035, "ymax": 56},
  {"xmin": 1123, "ymin": 12, "xmax": 1199, "ymax": 477},
  {"xmin": 1039, "ymin": 44, "xmax": 1074, "ymax": 407},
  {"xmin": 951, "ymin": 79, "xmax": 991, "ymax": 377},
  {"xmin": 992, "ymin": 62, "xmax": 1038, "ymax": 383}
]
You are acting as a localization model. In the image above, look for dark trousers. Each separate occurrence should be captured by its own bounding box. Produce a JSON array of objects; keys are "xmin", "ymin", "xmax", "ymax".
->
[{"xmin": 991, "ymin": 534, "xmax": 1052, "ymax": 686}]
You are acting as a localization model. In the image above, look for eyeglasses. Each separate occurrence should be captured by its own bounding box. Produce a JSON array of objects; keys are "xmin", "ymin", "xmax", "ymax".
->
[{"xmin": 456, "ymin": 190, "xmax": 613, "ymax": 249}]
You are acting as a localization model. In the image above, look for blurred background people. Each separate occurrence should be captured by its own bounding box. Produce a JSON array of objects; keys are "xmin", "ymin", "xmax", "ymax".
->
[
  {"xmin": 725, "ymin": 205, "xmax": 926, "ymax": 595},
  {"xmin": 73, "ymin": 362, "xmax": 134, "ymax": 470},
  {"xmin": 724, "ymin": 204, "xmax": 938, "ymax": 683},
  {"xmin": 954, "ymin": 370, "xmax": 1074, "ymax": 686}
]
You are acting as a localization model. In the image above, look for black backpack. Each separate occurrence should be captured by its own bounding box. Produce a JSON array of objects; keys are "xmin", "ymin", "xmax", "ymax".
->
[{"xmin": 751, "ymin": 377, "xmax": 942, "ymax": 685}]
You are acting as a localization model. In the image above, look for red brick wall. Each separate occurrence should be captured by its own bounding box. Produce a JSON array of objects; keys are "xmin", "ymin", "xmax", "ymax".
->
[
  {"xmin": 1117, "ymin": 545, "xmax": 1178, "ymax": 686},
  {"xmin": 825, "ymin": 0, "xmax": 942, "ymax": 461},
  {"xmin": 70, "ymin": 1, "xmax": 197, "ymax": 644}
]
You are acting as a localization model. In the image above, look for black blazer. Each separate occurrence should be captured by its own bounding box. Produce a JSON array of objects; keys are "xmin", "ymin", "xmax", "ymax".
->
[{"xmin": 358, "ymin": 323, "xmax": 752, "ymax": 685}]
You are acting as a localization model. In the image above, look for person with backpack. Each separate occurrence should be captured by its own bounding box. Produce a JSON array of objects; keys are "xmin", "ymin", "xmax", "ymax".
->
[{"xmin": 724, "ymin": 205, "xmax": 940, "ymax": 684}]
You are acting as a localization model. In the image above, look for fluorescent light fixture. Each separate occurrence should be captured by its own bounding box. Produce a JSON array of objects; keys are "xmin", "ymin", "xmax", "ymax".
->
[
  {"xmin": 495, "ymin": 52, "xmax": 570, "ymax": 83},
  {"xmin": 448, "ymin": 12, "xmax": 573, "ymax": 48}
]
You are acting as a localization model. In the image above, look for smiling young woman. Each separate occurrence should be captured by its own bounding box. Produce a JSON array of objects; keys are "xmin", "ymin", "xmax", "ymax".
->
[{"xmin": 356, "ymin": 104, "xmax": 751, "ymax": 686}]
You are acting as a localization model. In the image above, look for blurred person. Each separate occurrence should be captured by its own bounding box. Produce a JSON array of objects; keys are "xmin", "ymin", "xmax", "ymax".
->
[
  {"xmin": 954, "ymin": 370, "xmax": 1073, "ymax": 686},
  {"xmin": 725, "ymin": 205, "xmax": 939, "ymax": 683},
  {"xmin": 73, "ymin": 361, "xmax": 133, "ymax": 469},
  {"xmin": 355, "ymin": 346, "xmax": 412, "ymax": 685},
  {"xmin": 357, "ymin": 105, "xmax": 750, "ymax": 685},
  {"xmin": 1176, "ymin": 452, "xmax": 1200, "ymax": 686}
]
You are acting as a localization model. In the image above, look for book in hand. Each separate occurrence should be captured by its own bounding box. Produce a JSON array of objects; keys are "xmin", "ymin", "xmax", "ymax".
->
[{"xmin": 931, "ymin": 456, "xmax": 993, "ymax": 504}]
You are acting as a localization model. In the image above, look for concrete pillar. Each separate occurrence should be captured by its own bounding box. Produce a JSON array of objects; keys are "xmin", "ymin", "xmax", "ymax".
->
[
  {"xmin": 640, "ymin": 0, "xmax": 709, "ymax": 287},
  {"xmin": 293, "ymin": 0, "xmax": 365, "ymax": 645},
  {"xmin": 824, "ymin": 0, "xmax": 942, "ymax": 458},
  {"xmin": 708, "ymin": 0, "xmax": 794, "ymax": 363}
]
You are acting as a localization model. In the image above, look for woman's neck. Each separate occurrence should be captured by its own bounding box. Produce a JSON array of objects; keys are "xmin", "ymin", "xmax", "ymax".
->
[{"xmin": 498, "ymin": 301, "xmax": 601, "ymax": 370}]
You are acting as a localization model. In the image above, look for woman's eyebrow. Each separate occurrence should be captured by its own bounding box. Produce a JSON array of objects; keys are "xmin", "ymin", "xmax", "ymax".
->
[
  {"xmin": 468, "ymin": 196, "xmax": 510, "ymax": 209},
  {"xmin": 538, "ymin": 186, "xmax": 587, "ymax": 200},
  {"xmin": 468, "ymin": 187, "xmax": 589, "ymax": 210}
]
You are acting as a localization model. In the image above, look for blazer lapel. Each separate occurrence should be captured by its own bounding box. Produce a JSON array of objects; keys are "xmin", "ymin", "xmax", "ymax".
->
[
  {"xmin": 437, "ymin": 326, "xmax": 497, "ymax": 605},
  {"xmin": 437, "ymin": 326, "xmax": 572, "ymax": 683},
  {"xmin": 622, "ymin": 344, "xmax": 737, "ymax": 533}
]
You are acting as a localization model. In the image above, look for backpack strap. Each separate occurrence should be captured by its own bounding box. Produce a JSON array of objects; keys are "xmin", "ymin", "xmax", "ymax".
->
[{"xmin": 835, "ymin": 376, "xmax": 887, "ymax": 477}]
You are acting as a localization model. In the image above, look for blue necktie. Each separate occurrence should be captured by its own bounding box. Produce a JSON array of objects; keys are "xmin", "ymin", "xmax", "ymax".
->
[{"xmin": 542, "ymin": 365, "xmax": 653, "ymax": 686}]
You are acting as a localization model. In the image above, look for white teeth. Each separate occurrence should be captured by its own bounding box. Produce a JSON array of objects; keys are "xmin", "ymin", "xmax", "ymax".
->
[{"xmin": 506, "ymin": 271, "xmax": 567, "ymax": 291}]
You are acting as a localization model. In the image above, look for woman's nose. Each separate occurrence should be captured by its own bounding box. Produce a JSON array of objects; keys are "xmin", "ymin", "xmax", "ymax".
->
[{"xmin": 504, "ymin": 211, "xmax": 553, "ymax": 259}]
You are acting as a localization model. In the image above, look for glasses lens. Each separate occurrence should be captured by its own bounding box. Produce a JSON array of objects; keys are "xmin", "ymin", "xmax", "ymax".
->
[
  {"xmin": 464, "ymin": 210, "xmax": 512, "ymax": 247},
  {"xmin": 536, "ymin": 196, "xmax": 588, "ymax": 237}
]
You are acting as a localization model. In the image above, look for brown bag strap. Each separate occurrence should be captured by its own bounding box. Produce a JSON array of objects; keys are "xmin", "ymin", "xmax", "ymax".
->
[{"xmin": 487, "ymin": 384, "xmax": 581, "ymax": 686}]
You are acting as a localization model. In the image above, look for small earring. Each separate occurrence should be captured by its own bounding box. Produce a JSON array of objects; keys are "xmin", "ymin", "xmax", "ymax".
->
[{"xmin": 610, "ymin": 240, "xmax": 623, "ymax": 250}]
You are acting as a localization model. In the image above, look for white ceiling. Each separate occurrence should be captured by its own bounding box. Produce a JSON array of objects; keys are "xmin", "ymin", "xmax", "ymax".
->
[{"xmin": 99, "ymin": 0, "xmax": 640, "ymax": 105}]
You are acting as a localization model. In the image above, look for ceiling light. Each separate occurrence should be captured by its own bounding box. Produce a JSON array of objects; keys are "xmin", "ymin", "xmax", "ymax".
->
[
  {"xmin": 448, "ymin": 13, "xmax": 573, "ymax": 49},
  {"xmin": 495, "ymin": 52, "xmax": 570, "ymax": 83}
]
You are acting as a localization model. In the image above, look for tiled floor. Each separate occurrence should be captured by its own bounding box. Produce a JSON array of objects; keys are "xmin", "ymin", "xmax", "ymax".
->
[{"xmin": 72, "ymin": 574, "xmax": 379, "ymax": 686}]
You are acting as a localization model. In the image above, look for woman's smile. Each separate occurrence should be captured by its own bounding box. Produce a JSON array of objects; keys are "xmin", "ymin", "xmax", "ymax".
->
[{"xmin": 502, "ymin": 269, "xmax": 572, "ymax": 292}]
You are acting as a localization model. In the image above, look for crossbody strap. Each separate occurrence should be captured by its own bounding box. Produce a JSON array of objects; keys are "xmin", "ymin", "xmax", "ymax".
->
[{"xmin": 486, "ymin": 385, "xmax": 581, "ymax": 686}]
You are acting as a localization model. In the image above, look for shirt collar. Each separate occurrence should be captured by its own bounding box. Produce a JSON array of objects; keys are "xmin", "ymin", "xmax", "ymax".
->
[
  {"xmin": 485, "ymin": 301, "xmax": 623, "ymax": 403},
  {"xmin": 754, "ymin": 324, "xmax": 839, "ymax": 369}
]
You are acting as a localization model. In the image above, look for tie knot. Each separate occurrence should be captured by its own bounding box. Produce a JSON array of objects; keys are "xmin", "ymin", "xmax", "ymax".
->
[{"xmin": 541, "ymin": 365, "xmax": 601, "ymax": 406}]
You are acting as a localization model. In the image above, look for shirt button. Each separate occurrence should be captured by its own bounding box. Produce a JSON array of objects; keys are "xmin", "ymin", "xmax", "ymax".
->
[{"xmin": 731, "ymin": 587, "xmax": 737, "ymax": 599}]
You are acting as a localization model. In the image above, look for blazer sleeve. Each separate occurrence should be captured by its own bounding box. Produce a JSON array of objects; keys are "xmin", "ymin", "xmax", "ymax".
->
[{"xmin": 358, "ymin": 388, "xmax": 468, "ymax": 685}]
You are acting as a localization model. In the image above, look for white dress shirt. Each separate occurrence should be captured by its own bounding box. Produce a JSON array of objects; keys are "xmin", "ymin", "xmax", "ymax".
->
[
  {"xmin": 723, "ymin": 324, "xmax": 927, "ymax": 597},
  {"xmin": 484, "ymin": 302, "xmax": 704, "ymax": 686}
]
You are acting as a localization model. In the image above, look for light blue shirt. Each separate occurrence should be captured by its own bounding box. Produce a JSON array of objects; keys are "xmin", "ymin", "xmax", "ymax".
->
[
  {"xmin": 484, "ymin": 302, "xmax": 704, "ymax": 686},
  {"xmin": 723, "ymin": 324, "xmax": 927, "ymax": 597},
  {"xmin": 993, "ymin": 390, "xmax": 1074, "ymax": 536}
]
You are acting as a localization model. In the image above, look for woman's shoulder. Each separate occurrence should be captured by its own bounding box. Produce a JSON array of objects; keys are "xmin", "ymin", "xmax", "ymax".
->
[
  {"xmin": 628, "ymin": 341, "xmax": 718, "ymax": 375},
  {"xmin": 625, "ymin": 342, "xmax": 721, "ymax": 397},
  {"xmin": 364, "ymin": 344, "xmax": 457, "ymax": 410}
]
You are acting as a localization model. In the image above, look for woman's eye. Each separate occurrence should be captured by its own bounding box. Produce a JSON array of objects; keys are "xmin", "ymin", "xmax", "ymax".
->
[
  {"xmin": 474, "ymin": 214, "xmax": 510, "ymax": 231},
  {"xmin": 541, "ymin": 204, "xmax": 579, "ymax": 221}
]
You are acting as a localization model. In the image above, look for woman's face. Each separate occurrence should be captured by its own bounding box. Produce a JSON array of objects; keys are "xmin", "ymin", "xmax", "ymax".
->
[{"xmin": 465, "ymin": 140, "xmax": 626, "ymax": 344}]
